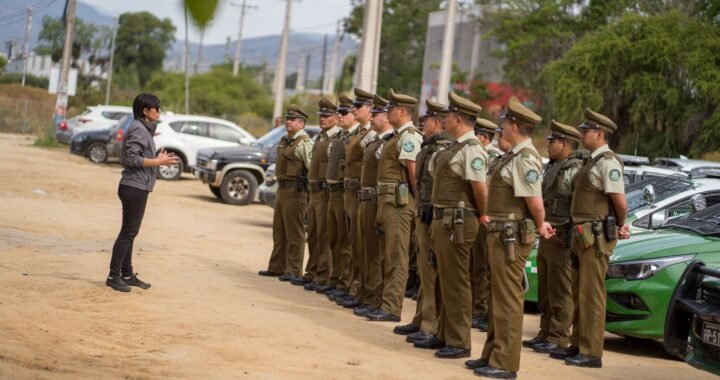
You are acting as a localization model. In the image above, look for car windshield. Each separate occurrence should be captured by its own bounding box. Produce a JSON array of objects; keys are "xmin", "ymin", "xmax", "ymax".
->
[
  {"xmin": 625, "ymin": 177, "xmax": 695, "ymax": 213},
  {"xmin": 253, "ymin": 127, "xmax": 286, "ymax": 148},
  {"xmin": 663, "ymin": 203, "xmax": 720, "ymax": 236}
]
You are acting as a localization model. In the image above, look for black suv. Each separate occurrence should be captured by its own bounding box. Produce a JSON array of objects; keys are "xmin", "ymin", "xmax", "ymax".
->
[{"xmin": 192, "ymin": 126, "xmax": 320, "ymax": 205}]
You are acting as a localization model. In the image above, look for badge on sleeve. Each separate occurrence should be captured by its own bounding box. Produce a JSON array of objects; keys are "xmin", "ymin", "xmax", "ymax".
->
[
  {"xmin": 471, "ymin": 157, "xmax": 485, "ymax": 170},
  {"xmin": 526, "ymin": 169, "xmax": 539, "ymax": 184},
  {"xmin": 609, "ymin": 169, "xmax": 621, "ymax": 181},
  {"xmin": 308, "ymin": 150, "xmax": 313, "ymax": 160},
  {"xmin": 402, "ymin": 141, "xmax": 415, "ymax": 153}
]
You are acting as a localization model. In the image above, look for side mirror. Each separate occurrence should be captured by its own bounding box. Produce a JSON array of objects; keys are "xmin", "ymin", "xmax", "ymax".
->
[
  {"xmin": 650, "ymin": 210, "xmax": 667, "ymax": 229},
  {"xmin": 642, "ymin": 184, "xmax": 656, "ymax": 207},
  {"xmin": 690, "ymin": 194, "xmax": 707, "ymax": 212}
]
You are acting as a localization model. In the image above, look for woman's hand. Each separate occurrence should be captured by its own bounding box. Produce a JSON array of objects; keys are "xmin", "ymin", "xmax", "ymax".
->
[{"xmin": 156, "ymin": 149, "xmax": 180, "ymax": 166}]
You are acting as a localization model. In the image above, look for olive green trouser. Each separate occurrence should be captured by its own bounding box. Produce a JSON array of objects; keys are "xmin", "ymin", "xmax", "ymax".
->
[
  {"xmin": 481, "ymin": 231, "xmax": 533, "ymax": 372},
  {"xmin": 266, "ymin": 187, "xmax": 308, "ymax": 276},
  {"xmin": 410, "ymin": 217, "xmax": 440, "ymax": 334},
  {"xmin": 307, "ymin": 189, "xmax": 331, "ymax": 283},
  {"xmin": 470, "ymin": 228, "xmax": 490, "ymax": 318},
  {"xmin": 537, "ymin": 230, "xmax": 573, "ymax": 346},
  {"xmin": 431, "ymin": 215, "xmax": 478, "ymax": 350},
  {"xmin": 345, "ymin": 190, "xmax": 363, "ymax": 298},
  {"xmin": 570, "ymin": 222, "xmax": 617, "ymax": 358},
  {"xmin": 327, "ymin": 190, "xmax": 352, "ymax": 290},
  {"xmin": 377, "ymin": 193, "xmax": 414, "ymax": 317},
  {"xmin": 358, "ymin": 197, "xmax": 384, "ymax": 308}
]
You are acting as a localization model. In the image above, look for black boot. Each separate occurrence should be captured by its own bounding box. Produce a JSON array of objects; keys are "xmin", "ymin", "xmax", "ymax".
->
[
  {"xmin": 122, "ymin": 273, "xmax": 150, "ymax": 289},
  {"xmin": 106, "ymin": 275, "xmax": 131, "ymax": 292},
  {"xmin": 549, "ymin": 345, "xmax": 579, "ymax": 360},
  {"xmin": 565, "ymin": 354, "xmax": 602, "ymax": 368}
]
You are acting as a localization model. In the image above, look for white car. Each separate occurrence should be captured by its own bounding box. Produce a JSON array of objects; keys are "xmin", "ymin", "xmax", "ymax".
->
[
  {"xmin": 153, "ymin": 114, "xmax": 256, "ymax": 180},
  {"xmin": 654, "ymin": 156, "xmax": 720, "ymax": 179},
  {"xmin": 55, "ymin": 105, "xmax": 132, "ymax": 144},
  {"xmin": 619, "ymin": 154, "xmax": 688, "ymax": 185}
]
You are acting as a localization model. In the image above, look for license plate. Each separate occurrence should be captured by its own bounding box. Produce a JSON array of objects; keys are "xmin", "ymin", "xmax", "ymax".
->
[{"xmin": 702, "ymin": 322, "xmax": 720, "ymax": 347}]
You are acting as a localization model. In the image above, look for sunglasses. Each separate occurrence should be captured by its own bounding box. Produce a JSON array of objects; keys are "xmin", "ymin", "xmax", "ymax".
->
[{"xmin": 338, "ymin": 110, "xmax": 351, "ymax": 116}]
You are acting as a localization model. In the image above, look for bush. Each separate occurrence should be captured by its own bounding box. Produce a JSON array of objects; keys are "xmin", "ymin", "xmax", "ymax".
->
[{"xmin": 0, "ymin": 73, "xmax": 49, "ymax": 89}]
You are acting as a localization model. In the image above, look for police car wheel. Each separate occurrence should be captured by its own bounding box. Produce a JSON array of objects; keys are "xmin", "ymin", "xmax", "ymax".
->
[
  {"xmin": 87, "ymin": 142, "xmax": 108, "ymax": 163},
  {"xmin": 220, "ymin": 170, "xmax": 257, "ymax": 205}
]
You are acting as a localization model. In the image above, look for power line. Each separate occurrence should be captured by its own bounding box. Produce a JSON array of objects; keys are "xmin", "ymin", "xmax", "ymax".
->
[{"xmin": 0, "ymin": 0, "xmax": 55, "ymax": 23}]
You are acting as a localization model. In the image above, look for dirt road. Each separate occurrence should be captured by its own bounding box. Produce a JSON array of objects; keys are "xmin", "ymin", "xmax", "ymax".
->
[{"xmin": 0, "ymin": 133, "xmax": 712, "ymax": 380}]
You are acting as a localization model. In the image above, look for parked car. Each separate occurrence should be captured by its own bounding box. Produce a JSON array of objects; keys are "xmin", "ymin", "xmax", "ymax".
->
[
  {"xmin": 192, "ymin": 126, "xmax": 320, "ymax": 205},
  {"xmin": 55, "ymin": 105, "xmax": 132, "ymax": 144},
  {"xmin": 619, "ymin": 154, "xmax": 688, "ymax": 185},
  {"xmin": 258, "ymin": 164, "xmax": 277, "ymax": 208},
  {"xmin": 665, "ymin": 260, "xmax": 720, "ymax": 375},
  {"xmin": 106, "ymin": 114, "xmax": 134, "ymax": 159},
  {"xmin": 152, "ymin": 114, "xmax": 257, "ymax": 180},
  {"xmin": 655, "ymin": 156, "xmax": 720, "ymax": 179},
  {"xmin": 69, "ymin": 127, "xmax": 113, "ymax": 163},
  {"xmin": 604, "ymin": 203, "xmax": 720, "ymax": 344}
]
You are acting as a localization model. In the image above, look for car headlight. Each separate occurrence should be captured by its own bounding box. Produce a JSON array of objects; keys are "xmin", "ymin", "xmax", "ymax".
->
[
  {"xmin": 209, "ymin": 159, "xmax": 218, "ymax": 170},
  {"xmin": 606, "ymin": 254, "xmax": 696, "ymax": 281}
]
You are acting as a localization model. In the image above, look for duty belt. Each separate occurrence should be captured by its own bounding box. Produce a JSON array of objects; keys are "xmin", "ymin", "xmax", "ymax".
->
[
  {"xmin": 278, "ymin": 180, "xmax": 297, "ymax": 189},
  {"xmin": 357, "ymin": 187, "xmax": 377, "ymax": 201},
  {"xmin": 433, "ymin": 207, "xmax": 479, "ymax": 220},
  {"xmin": 327, "ymin": 182, "xmax": 344, "ymax": 192},
  {"xmin": 377, "ymin": 183, "xmax": 399, "ymax": 195},
  {"xmin": 344, "ymin": 178, "xmax": 361, "ymax": 191},
  {"xmin": 309, "ymin": 181, "xmax": 327, "ymax": 191},
  {"xmin": 486, "ymin": 220, "xmax": 520, "ymax": 232}
]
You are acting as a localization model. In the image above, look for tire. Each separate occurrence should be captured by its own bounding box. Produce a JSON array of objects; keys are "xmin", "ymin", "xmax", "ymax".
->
[
  {"xmin": 220, "ymin": 170, "xmax": 258, "ymax": 205},
  {"xmin": 87, "ymin": 142, "xmax": 108, "ymax": 163},
  {"xmin": 209, "ymin": 185, "xmax": 222, "ymax": 199},
  {"xmin": 158, "ymin": 156, "xmax": 184, "ymax": 181}
]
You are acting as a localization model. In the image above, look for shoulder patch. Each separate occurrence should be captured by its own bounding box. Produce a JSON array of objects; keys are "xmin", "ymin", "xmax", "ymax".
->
[
  {"xmin": 465, "ymin": 138, "xmax": 479, "ymax": 146},
  {"xmin": 402, "ymin": 141, "xmax": 416, "ymax": 152},
  {"xmin": 471, "ymin": 157, "xmax": 485, "ymax": 170},
  {"xmin": 526, "ymin": 169, "xmax": 539, "ymax": 184},
  {"xmin": 308, "ymin": 150, "xmax": 313, "ymax": 159},
  {"xmin": 609, "ymin": 168, "xmax": 621, "ymax": 182}
]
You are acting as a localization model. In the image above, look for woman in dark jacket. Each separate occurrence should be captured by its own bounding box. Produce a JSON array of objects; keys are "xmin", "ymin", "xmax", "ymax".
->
[{"xmin": 106, "ymin": 93, "xmax": 178, "ymax": 292}]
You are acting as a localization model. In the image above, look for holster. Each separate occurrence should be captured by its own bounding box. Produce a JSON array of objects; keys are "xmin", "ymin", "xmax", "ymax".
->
[
  {"xmin": 591, "ymin": 221, "xmax": 604, "ymax": 258},
  {"xmin": 419, "ymin": 204, "xmax": 433, "ymax": 225},
  {"xmin": 604, "ymin": 216, "xmax": 618, "ymax": 241},
  {"xmin": 503, "ymin": 222, "xmax": 517, "ymax": 263},
  {"xmin": 452, "ymin": 207, "xmax": 464, "ymax": 244},
  {"xmin": 296, "ymin": 177, "xmax": 308, "ymax": 192}
]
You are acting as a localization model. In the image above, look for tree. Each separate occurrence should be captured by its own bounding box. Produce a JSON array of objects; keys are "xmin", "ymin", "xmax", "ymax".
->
[
  {"xmin": 543, "ymin": 10, "xmax": 720, "ymax": 157},
  {"xmin": 345, "ymin": 0, "xmax": 442, "ymax": 96},
  {"xmin": 36, "ymin": 16, "xmax": 98, "ymax": 62},
  {"xmin": 114, "ymin": 12, "xmax": 175, "ymax": 87},
  {"xmin": 0, "ymin": 55, "xmax": 7, "ymax": 73}
]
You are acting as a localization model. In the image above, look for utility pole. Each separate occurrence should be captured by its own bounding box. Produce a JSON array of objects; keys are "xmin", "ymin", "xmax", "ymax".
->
[
  {"xmin": 53, "ymin": 0, "xmax": 76, "ymax": 126},
  {"xmin": 105, "ymin": 15, "xmax": 118, "ymax": 105},
  {"xmin": 437, "ymin": 0, "xmax": 457, "ymax": 104},
  {"xmin": 231, "ymin": 0, "xmax": 257, "ymax": 77},
  {"xmin": 184, "ymin": 5, "xmax": 190, "ymax": 114},
  {"xmin": 320, "ymin": 34, "xmax": 327, "ymax": 95},
  {"xmin": 194, "ymin": 27, "xmax": 205, "ymax": 74},
  {"xmin": 272, "ymin": 0, "xmax": 293, "ymax": 120},
  {"xmin": 326, "ymin": 20, "xmax": 341, "ymax": 95},
  {"xmin": 295, "ymin": 52, "xmax": 305, "ymax": 92},
  {"xmin": 21, "ymin": 6, "xmax": 32, "ymax": 87},
  {"xmin": 370, "ymin": 0, "xmax": 383, "ymax": 93},
  {"xmin": 357, "ymin": 0, "xmax": 379, "ymax": 92}
]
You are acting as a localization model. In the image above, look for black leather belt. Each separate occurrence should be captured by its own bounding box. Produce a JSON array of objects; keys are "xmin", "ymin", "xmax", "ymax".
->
[
  {"xmin": 278, "ymin": 180, "xmax": 296, "ymax": 188},
  {"xmin": 327, "ymin": 183, "xmax": 344, "ymax": 192},
  {"xmin": 432, "ymin": 207, "xmax": 480, "ymax": 220},
  {"xmin": 310, "ymin": 181, "xmax": 327, "ymax": 191}
]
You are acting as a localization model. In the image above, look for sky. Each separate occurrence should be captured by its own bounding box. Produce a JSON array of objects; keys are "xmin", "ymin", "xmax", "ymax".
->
[{"xmin": 83, "ymin": 0, "xmax": 354, "ymax": 44}]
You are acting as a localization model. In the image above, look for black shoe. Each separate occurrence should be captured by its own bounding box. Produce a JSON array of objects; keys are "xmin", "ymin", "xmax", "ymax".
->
[
  {"xmin": 290, "ymin": 276, "xmax": 311, "ymax": 286},
  {"xmin": 393, "ymin": 323, "xmax": 420, "ymax": 335},
  {"xmin": 304, "ymin": 282, "xmax": 319, "ymax": 291},
  {"xmin": 476, "ymin": 317, "xmax": 489, "ymax": 332},
  {"xmin": 122, "ymin": 273, "xmax": 151, "ymax": 289},
  {"xmin": 465, "ymin": 358, "xmax": 489, "ymax": 369},
  {"xmin": 353, "ymin": 304, "xmax": 375, "ymax": 317},
  {"xmin": 412, "ymin": 291, "xmax": 419, "ymax": 301},
  {"xmin": 258, "ymin": 270, "xmax": 282, "ymax": 277},
  {"xmin": 278, "ymin": 273, "xmax": 294, "ymax": 282},
  {"xmin": 315, "ymin": 284, "xmax": 334, "ymax": 294},
  {"xmin": 413, "ymin": 336, "xmax": 445, "ymax": 349},
  {"xmin": 435, "ymin": 346, "xmax": 471, "ymax": 359},
  {"xmin": 473, "ymin": 366, "xmax": 517, "ymax": 379},
  {"xmin": 532, "ymin": 341, "xmax": 559, "ymax": 354},
  {"xmin": 565, "ymin": 354, "xmax": 602, "ymax": 368},
  {"xmin": 406, "ymin": 331, "xmax": 433, "ymax": 343},
  {"xmin": 366, "ymin": 309, "xmax": 400, "ymax": 322},
  {"xmin": 342, "ymin": 298, "xmax": 362, "ymax": 309},
  {"xmin": 327, "ymin": 289, "xmax": 347, "ymax": 301},
  {"xmin": 405, "ymin": 287, "xmax": 418, "ymax": 299},
  {"xmin": 335, "ymin": 293, "xmax": 354, "ymax": 305},
  {"xmin": 521, "ymin": 335, "xmax": 545, "ymax": 348},
  {"xmin": 549, "ymin": 345, "xmax": 579, "ymax": 360},
  {"xmin": 106, "ymin": 276, "xmax": 131, "ymax": 292}
]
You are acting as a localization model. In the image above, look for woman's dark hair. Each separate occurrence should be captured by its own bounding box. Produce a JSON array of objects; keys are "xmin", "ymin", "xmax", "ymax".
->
[{"xmin": 132, "ymin": 93, "xmax": 161, "ymax": 120}]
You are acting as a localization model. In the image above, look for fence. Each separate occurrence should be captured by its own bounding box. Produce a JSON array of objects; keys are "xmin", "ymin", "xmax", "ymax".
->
[{"xmin": 0, "ymin": 96, "xmax": 56, "ymax": 135}]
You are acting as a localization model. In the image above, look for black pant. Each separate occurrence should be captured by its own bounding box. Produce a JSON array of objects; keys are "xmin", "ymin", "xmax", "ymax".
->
[{"xmin": 109, "ymin": 184, "xmax": 149, "ymax": 277}]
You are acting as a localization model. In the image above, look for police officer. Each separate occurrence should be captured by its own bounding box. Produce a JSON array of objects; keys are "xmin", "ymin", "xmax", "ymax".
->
[
  {"xmin": 394, "ymin": 99, "xmax": 452, "ymax": 341},
  {"xmin": 366, "ymin": 89, "xmax": 423, "ymax": 322},
  {"xmin": 294, "ymin": 98, "xmax": 340, "ymax": 291},
  {"xmin": 353, "ymin": 94, "xmax": 393, "ymax": 317},
  {"xmin": 415, "ymin": 92, "xmax": 489, "ymax": 359},
  {"xmin": 340, "ymin": 88, "xmax": 376, "ymax": 308},
  {"xmin": 471, "ymin": 97, "xmax": 554, "ymax": 379},
  {"xmin": 470, "ymin": 118, "xmax": 503, "ymax": 332},
  {"xmin": 258, "ymin": 105, "xmax": 313, "ymax": 281},
  {"xmin": 323, "ymin": 94, "xmax": 356, "ymax": 300},
  {"xmin": 523, "ymin": 120, "xmax": 584, "ymax": 353},
  {"xmin": 550, "ymin": 108, "xmax": 629, "ymax": 368}
]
